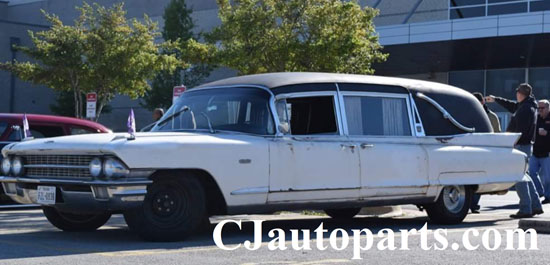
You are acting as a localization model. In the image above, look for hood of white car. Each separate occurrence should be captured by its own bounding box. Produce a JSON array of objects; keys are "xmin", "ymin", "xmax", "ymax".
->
[
  {"xmin": 1, "ymin": 132, "xmax": 218, "ymax": 156},
  {"xmin": 2, "ymin": 132, "xmax": 257, "ymax": 158}
]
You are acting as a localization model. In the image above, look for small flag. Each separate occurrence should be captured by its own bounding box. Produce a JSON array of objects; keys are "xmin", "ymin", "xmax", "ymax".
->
[
  {"xmin": 23, "ymin": 114, "xmax": 32, "ymax": 139},
  {"xmin": 127, "ymin": 108, "xmax": 136, "ymax": 139}
]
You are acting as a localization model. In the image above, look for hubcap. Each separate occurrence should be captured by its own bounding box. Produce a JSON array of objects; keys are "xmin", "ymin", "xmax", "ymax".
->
[
  {"xmin": 442, "ymin": 185, "xmax": 466, "ymax": 214},
  {"xmin": 152, "ymin": 191, "xmax": 178, "ymax": 217}
]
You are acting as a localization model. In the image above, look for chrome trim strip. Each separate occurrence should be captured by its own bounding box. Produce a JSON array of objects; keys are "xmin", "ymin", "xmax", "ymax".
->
[
  {"xmin": 416, "ymin": 92, "xmax": 475, "ymax": 133},
  {"xmin": 0, "ymin": 176, "xmax": 152, "ymax": 186},
  {"xmin": 231, "ymin": 186, "xmax": 269, "ymax": 195},
  {"xmin": 24, "ymin": 164, "xmax": 89, "ymax": 169}
]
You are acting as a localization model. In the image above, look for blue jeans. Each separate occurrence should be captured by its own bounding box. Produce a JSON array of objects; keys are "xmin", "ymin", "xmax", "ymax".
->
[
  {"xmin": 529, "ymin": 156, "xmax": 550, "ymax": 198},
  {"xmin": 515, "ymin": 144, "xmax": 543, "ymax": 214},
  {"xmin": 471, "ymin": 194, "xmax": 481, "ymax": 211}
]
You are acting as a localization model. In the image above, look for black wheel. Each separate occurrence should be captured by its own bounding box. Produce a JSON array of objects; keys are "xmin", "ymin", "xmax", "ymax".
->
[
  {"xmin": 42, "ymin": 207, "xmax": 111, "ymax": 232},
  {"xmin": 324, "ymin": 208, "xmax": 361, "ymax": 219},
  {"xmin": 123, "ymin": 176, "xmax": 206, "ymax": 241},
  {"xmin": 425, "ymin": 185, "xmax": 472, "ymax": 225}
]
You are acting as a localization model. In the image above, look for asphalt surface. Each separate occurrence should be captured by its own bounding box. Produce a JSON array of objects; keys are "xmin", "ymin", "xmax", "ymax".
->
[{"xmin": 0, "ymin": 192, "xmax": 549, "ymax": 265}]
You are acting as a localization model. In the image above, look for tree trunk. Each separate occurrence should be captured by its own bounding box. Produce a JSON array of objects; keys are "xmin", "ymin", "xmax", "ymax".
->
[
  {"xmin": 94, "ymin": 100, "xmax": 105, "ymax": 122},
  {"xmin": 73, "ymin": 89, "xmax": 80, "ymax": 118}
]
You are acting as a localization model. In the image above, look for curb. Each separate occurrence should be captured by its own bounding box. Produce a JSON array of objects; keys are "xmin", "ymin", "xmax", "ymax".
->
[{"xmin": 518, "ymin": 218, "xmax": 550, "ymax": 234}]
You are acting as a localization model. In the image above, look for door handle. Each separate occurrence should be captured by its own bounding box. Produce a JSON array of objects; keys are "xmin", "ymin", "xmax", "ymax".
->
[
  {"xmin": 360, "ymin": 143, "xmax": 374, "ymax": 149},
  {"xmin": 340, "ymin": 144, "xmax": 356, "ymax": 150}
]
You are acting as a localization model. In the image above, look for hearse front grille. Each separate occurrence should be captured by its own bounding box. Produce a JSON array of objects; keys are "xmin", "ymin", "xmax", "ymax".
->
[{"xmin": 23, "ymin": 155, "xmax": 94, "ymax": 180}]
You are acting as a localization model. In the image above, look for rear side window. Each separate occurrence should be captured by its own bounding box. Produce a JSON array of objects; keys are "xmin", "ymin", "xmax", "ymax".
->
[
  {"xmin": 344, "ymin": 96, "xmax": 411, "ymax": 136},
  {"xmin": 283, "ymin": 96, "xmax": 338, "ymax": 135},
  {"xmin": 0, "ymin": 122, "xmax": 7, "ymax": 137}
]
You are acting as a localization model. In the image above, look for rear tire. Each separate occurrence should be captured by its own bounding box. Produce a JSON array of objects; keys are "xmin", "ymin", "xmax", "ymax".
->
[
  {"xmin": 324, "ymin": 208, "xmax": 361, "ymax": 219},
  {"xmin": 42, "ymin": 207, "xmax": 111, "ymax": 232},
  {"xmin": 123, "ymin": 176, "xmax": 206, "ymax": 242},
  {"xmin": 425, "ymin": 185, "xmax": 472, "ymax": 225}
]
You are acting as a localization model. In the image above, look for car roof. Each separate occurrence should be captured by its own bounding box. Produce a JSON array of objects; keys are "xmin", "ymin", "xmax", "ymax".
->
[
  {"xmin": 0, "ymin": 113, "xmax": 110, "ymax": 132},
  {"xmin": 196, "ymin": 72, "xmax": 471, "ymax": 97}
]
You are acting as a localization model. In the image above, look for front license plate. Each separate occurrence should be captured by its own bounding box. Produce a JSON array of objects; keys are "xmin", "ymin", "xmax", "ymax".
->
[{"xmin": 37, "ymin": 186, "xmax": 56, "ymax": 205}]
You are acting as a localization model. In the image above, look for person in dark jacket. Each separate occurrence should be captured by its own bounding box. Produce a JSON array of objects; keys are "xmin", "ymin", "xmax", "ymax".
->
[
  {"xmin": 486, "ymin": 83, "xmax": 544, "ymax": 218},
  {"xmin": 532, "ymin": 99, "xmax": 550, "ymax": 203}
]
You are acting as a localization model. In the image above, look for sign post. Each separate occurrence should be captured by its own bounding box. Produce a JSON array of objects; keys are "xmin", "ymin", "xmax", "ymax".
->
[
  {"xmin": 86, "ymin": 92, "xmax": 97, "ymax": 119},
  {"xmin": 173, "ymin": 85, "xmax": 186, "ymax": 105}
]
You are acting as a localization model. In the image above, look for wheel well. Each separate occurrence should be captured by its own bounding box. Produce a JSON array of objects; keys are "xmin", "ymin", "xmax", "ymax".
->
[{"xmin": 150, "ymin": 169, "xmax": 228, "ymax": 216}]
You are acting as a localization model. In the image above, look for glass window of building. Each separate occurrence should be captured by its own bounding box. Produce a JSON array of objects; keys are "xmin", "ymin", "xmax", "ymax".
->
[
  {"xmin": 529, "ymin": 68, "xmax": 550, "ymax": 100},
  {"xmin": 449, "ymin": 70, "xmax": 485, "ymax": 93},
  {"xmin": 488, "ymin": 2, "xmax": 527, "ymax": 15},
  {"xmin": 531, "ymin": 0, "xmax": 550, "ymax": 12},
  {"xmin": 486, "ymin": 68, "xmax": 526, "ymax": 112}
]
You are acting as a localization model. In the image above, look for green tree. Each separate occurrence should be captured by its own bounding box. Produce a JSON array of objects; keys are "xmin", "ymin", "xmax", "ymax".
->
[
  {"xmin": 142, "ymin": 0, "xmax": 213, "ymax": 111},
  {"xmin": 0, "ymin": 2, "xmax": 183, "ymax": 120},
  {"xmin": 207, "ymin": 0, "xmax": 388, "ymax": 75}
]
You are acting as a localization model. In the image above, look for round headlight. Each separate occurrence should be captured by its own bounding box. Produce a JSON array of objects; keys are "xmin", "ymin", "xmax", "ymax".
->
[
  {"xmin": 11, "ymin": 157, "xmax": 23, "ymax": 176},
  {"xmin": 89, "ymin": 158, "xmax": 103, "ymax": 178},
  {"xmin": 103, "ymin": 158, "xmax": 129, "ymax": 178},
  {"xmin": 1, "ymin": 158, "xmax": 11, "ymax": 175}
]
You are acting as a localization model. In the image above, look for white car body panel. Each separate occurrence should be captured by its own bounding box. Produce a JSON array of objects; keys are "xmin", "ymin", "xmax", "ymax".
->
[{"xmin": 2, "ymin": 131, "xmax": 525, "ymax": 207}]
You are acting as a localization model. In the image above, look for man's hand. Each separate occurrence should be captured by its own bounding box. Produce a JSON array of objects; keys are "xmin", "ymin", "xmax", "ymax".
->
[{"xmin": 485, "ymin": 95, "xmax": 496, "ymax": 103}]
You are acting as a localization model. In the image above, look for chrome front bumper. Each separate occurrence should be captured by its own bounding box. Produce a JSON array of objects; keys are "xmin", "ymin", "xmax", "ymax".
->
[{"xmin": 0, "ymin": 176, "xmax": 152, "ymax": 214}]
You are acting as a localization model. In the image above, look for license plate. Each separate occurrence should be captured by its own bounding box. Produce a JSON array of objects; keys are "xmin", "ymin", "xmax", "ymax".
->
[{"xmin": 37, "ymin": 186, "xmax": 56, "ymax": 205}]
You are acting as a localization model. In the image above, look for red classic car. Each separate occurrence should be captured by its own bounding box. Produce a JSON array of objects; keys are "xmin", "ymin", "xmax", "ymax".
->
[{"xmin": 0, "ymin": 113, "xmax": 110, "ymax": 202}]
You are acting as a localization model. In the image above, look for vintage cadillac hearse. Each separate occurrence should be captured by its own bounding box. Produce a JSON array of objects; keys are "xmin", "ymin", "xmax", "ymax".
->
[{"xmin": 0, "ymin": 73, "xmax": 527, "ymax": 241}]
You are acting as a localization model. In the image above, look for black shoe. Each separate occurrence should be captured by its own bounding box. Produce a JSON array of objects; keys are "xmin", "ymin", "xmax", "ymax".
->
[
  {"xmin": 534, "ymin": 209, "xmax": 544, "ymax": 215},
  {"xmin": 471, "ymin": 209, "xmax": 480, "ymax": 214},
  {"xmin": 542, "ymin": 199, "xmax": 550, "ymax": 204},
  {"xmin": 510, "ymin": 212, "xmax": 534, "ymax": 219}
]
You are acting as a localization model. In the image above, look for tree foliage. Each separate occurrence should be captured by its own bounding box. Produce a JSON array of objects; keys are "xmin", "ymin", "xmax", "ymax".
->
[
  {"xmin": 0, "ymin": 2, "xmax": 183, "ymax": 119},
  {"xmin": 141, "ymin": 0, "xmax": 214, "ymax": 111},
  {"xmin": 207, "ymin": 0, "xmax": 388, "ymax": 75}
]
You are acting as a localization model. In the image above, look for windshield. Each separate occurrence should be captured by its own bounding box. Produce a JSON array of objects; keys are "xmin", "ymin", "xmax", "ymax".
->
[{"xmin": 152, "ymin": 87, "xmax": 275, "ymax": 135}]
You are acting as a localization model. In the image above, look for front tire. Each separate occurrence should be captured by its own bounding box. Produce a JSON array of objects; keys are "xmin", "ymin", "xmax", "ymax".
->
[
  {"xmin": 425, "ymin": 185, "xmax": 472, "ymax": 225},
  {"xmin": 324, "ymin": 208, "xmax": 361, "ymax": 219},
  {"xmin": 123, "ymin": 176, "xmax": 206, "ymax": 242},
  {"xmin": 42, "ymin": 207, "xmax": 111, "ymax": 232}
]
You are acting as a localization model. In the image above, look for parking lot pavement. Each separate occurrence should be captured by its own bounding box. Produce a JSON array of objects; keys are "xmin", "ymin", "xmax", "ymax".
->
[{"xmin": 0, "ymin": 191, "xmax": 549, "ymax": 265}]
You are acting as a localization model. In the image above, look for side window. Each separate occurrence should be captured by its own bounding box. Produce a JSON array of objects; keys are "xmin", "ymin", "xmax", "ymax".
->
[
  {"xmin": 344, "ymin": 96, "xmax": 411, "ymax": 136},
  {"xmin": 30, "ymin": 126, "xmax": 65, "ymax": 138},
  {"xmin": 71, "ymin": 127, "xmax": 97, "ymax": 135},
  {"xmin": 0, "ymin": 122, "xmax": 8, "ymax": 138},
  {"xmin": 7, "ymin": 126, "xmax": 22, "ymax": 141},
  {"xmin": 282, "ymin": 96, "xmax": 338, "ymax": 135}
]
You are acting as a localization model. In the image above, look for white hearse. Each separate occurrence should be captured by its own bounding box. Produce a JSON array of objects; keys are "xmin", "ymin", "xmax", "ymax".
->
[{"xmin": 0, "ymin": 73, "xmax": 526, "ymax": 241}]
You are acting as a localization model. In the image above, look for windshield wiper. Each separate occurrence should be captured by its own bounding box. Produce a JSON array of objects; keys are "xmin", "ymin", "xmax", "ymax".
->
[
  {"xmin": 200, "ymin": 112, "xmax": 215, "ymax": 134},
  {"xmin": 157, "ymin": 106, "xmax": 215, "ymax": 134}
]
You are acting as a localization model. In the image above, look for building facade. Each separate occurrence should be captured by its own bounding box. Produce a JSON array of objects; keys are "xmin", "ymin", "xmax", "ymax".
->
[{"xmin": 2, "ymin": 0, "xmax": 550, "ymax": 131}]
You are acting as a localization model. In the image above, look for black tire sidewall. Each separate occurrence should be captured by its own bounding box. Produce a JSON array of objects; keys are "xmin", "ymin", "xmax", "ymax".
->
[
  {"xmin": 42, "ymin": 206, "xmax": 111, "ymax": 232},
  {"xmin": 426, "ymin": 186, "xmax": 472, "ymax": 225},
  {"xmin": 124, "ymin": 176, "xmax": 206, "ymax": 241}
]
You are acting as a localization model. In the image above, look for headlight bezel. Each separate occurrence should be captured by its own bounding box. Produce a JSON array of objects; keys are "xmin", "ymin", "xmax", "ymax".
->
[
  {"xmin": 89, "ymin": 157, "xmax": 103, "ymax": 178},
  {"xmin": 1, "ymin": 157, "xmax": 11, "ymax": 176},
  {"xmin": 11, "ymin": 156, "xmax": 24, "ymax": 176},
  {"xmin": 103, "ymin": 157, "xmax": 129, "ymax": 179}
]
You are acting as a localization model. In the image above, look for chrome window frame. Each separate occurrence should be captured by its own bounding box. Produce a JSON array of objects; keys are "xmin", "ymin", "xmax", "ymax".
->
[
  {"xmin": 274, "ymin": 90, "xmax": 344, "ymax": 137},
  {"xmin": 337, "ymin": 90, "xmax": 418, "ymax": 137}
]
